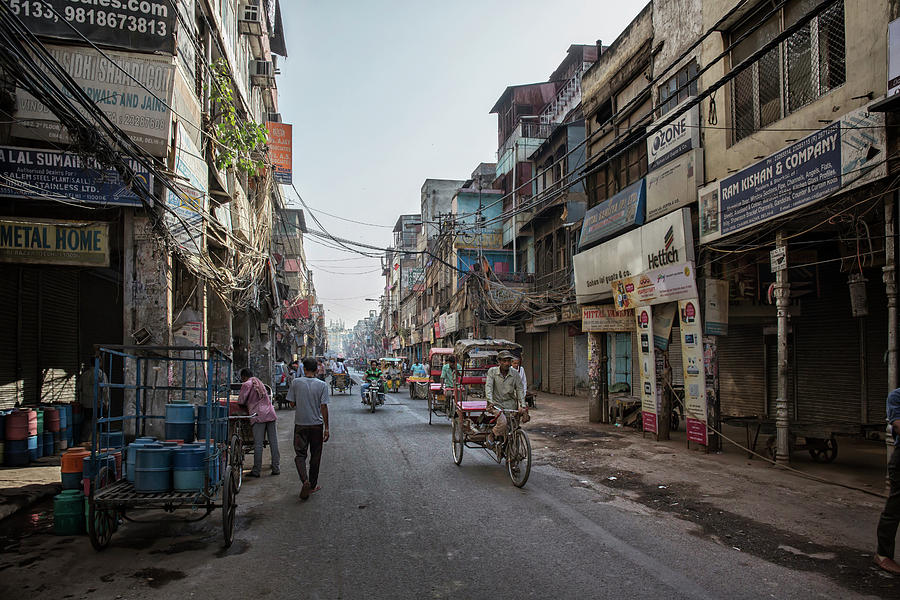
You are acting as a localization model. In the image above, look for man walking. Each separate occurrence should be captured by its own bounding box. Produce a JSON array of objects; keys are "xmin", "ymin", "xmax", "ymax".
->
[
  {"xmin": 237, "ymin": 368, "xmax": 280, "ymax": 477},
  {"xmin": 875, "ymin": 388, "xmax": 900, "ymax": 574},
  {"xmin": 287, "ymin": 357, "xmax": 330, "ymax": 500}
]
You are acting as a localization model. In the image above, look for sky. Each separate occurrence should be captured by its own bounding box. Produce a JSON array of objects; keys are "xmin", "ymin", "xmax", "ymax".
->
[{"xmin": 277, "ymin": 0, "xmax": 645, "ymax": 328}]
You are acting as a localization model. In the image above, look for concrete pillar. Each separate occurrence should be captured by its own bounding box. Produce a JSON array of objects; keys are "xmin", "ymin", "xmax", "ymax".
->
[
  {"xmin": 774, "ymin": 231, "xmax": 791, "ymax": 464},
  {"xmin": 884, "ymin": 193, "xmax": 898, "ymax": 482},
  {"xmin": 588, "ymin": 331, "xmax": 606, "ymax": 422}
]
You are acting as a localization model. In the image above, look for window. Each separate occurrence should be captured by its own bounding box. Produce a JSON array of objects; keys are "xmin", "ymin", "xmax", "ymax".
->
[
  {"xmin": 730, "ymin": 0, "xmax": 845, "ymax": 143},
  {"xmin": 586, "ymin": 138, "xmax": 647, "ymax": 208},
  {"xmin": 607, "ymin": 333, "xmax": 632, "ymax": 390},
  {"xmin": 658, "ymin": 60, "xmax": 699, "ymax": 116}
]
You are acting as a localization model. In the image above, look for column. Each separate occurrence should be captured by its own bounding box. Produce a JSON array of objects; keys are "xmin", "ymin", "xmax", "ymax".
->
[{"xmin": 774, "ymin": 231, "xmax": 791, "ymax": 464}]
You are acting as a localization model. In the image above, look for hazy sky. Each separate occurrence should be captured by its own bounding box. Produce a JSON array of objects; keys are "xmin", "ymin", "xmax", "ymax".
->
[{"xmin": 277, "ymin": 0, "xmax": 644, "ymax": 327}]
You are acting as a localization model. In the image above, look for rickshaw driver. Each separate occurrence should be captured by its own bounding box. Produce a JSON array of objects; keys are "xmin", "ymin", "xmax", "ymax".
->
[
  {"xmin": 332, "ymin": 358, "xmax": 347, "ymax": 374},
  {"xmin": 441, "ymin": 354, "xmax": 462, "ymax": 404},
  {"xmin": 361, "ymin": 360, "xmax": 386, "ymax": 403},
  {"xmin": 386, "ymin": 361, "xmax": 401, "ymax": 392},
  {"xmin": 484, "ymin": 350, "xmax": 527, "ymax": 447}
]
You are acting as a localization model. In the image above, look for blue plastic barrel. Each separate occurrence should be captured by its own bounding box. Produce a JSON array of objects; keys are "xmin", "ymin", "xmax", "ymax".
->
[
  {"xmin": 125, "ymin": 439, "xmax": 156, "ymax": 483},
  {"xmin": 197, "ymin": 404, "xmax": 228, "ymax": 442},
  {"xmin": 172, "ymin": 446, "xmax": 206, "ymax": 492},
  {"xmin": 99, "ymin": 431, "xmax": 124, "ymax": 449},
  {"xmin": 4, "ymin": 438, "xmax": 29, "ymax": 466},
  {"xmin": 134, "ymin": 446, "xmax": 172, "ymax": 493},
  {"xmin": 27, "ymin": 435, "xmax": 39, "ymax": 461},
  {"xmin": 57, "ymin": 405, "xmax": 68, "ymax": 430},
  {"xmin": 42, "ymin": 432, "xmax": 54, "ymax": 457},
  {"xmin": 165, "ymin": 404, "xmax": 196, "ymax": 443},
  {"xmin": 82, "ymin": 454, "xmax": 116, "ymax": 481}
]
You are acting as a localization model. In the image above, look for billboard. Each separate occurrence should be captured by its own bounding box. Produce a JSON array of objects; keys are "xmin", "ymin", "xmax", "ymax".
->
[
  {"xmin": 266, "ymin": 122, "xmax": 292, "ymax": 184},
  {"xmin": 0, "ymin": 146, "xmax": 150, "ymax": 207},
  {"xmin": 579, "ymin": 179, "xmax": 645, "ymax": 250},
  {"xmin": 0, "ymin": 218, "xmax": 109, "ymax": 267},
  {"xmin": 13, "ymin": 44, "xmax": 175, "ymax": 155},
  {"xmin": 2, "ymin": 0, "xmax": 177, "ymax": 54},
  {"xmin": 165, "ymin": 122, "xmax": 207, "ymax": 254}
]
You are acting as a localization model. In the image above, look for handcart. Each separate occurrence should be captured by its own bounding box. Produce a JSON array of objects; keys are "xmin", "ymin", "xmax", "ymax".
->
[
  {"xmin": 331, "ymin": 372, "xmax": 353, "ymax": 395},
  {"xmin": 221, "ymin": 382, "xmax": 273, "ymax": 492},
  {"xmin": 86, "ymin": 346, "xmax": 239, "ymax": 551},
  {"xmin": 426, "ymin": 347, "xmax": 454, "ymax": 425}
]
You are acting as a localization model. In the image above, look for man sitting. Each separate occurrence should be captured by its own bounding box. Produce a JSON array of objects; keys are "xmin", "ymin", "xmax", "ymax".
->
[
  {"xmin": 360, "ymin": 360, "xmax": 385, "ymax": 404},
  {"xmin": 332, "ymin": 358, "xmax": 347, "ymax": 375},
  {"xmin": 484, "ymin": 350, "xmax": 527, "ymax": 447}
]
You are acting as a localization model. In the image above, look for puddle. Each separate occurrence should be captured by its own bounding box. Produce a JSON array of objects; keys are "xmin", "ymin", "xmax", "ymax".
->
[{"xmin": 131, "ymin": 567, "xmax": 186, "ymax": 588}]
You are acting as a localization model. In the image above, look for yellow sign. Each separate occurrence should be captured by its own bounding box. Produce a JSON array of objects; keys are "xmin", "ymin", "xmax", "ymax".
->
[{"xmin": 0, "ymin": 218, "xmax": 109, "ymax": 267}]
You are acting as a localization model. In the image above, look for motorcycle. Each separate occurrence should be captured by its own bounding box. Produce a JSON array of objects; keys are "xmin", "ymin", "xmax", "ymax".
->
[{"xmin": 362, "ymin": 379, "xmax": 385, "ymax": 413}]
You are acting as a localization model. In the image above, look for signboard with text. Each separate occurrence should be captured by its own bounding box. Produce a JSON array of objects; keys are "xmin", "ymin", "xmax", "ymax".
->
[
  {"xmin": 2, "ymin": 0, "xmax": 177, "ymax": 54},
  {"xmin": 611, "ymin": 262, "xmax": 699, "ymax": 310},
  {"xmin": 165, "ymin": 123, "xmax": 207, "ymax": 254},
  {"xmin": 0, "ymin": 146, "xmax": 150, "ymax": 206},
  {"xmin": 0, "ymin": 218, "xmax": 109, "ymax": 267},
  {"xmin": 13, "ymin": 44, "xmax": 175, "ymax": 155},
  {"xmin": 679, "ymin": 298, "xmax": 708, "ymax": 445},
  {"xmin": 581, "ymin": 306, "xmax": 633, "ymax": 332},
  {"xmin": 578, "ymin": 179, "xmax": 645, "ymax": 249},
  {"xmin": 647, "ymin": 99, "xmax": 700, "ymax": 170},
  {"xmin": 646, "ymin": 148, "xmax": 703, "ymax": 221},
  {"xmin": 266, "ymin": 122, "xmax": 292, "ymax": 184},
  {"xmin": 635, "ymin": 307, "xmax": 658, "ymax": 435}
]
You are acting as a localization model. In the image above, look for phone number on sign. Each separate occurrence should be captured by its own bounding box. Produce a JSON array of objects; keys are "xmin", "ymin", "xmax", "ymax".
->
[{"xmin": 6, "ymin": 1, "xmax": 168, "ymax": 38}]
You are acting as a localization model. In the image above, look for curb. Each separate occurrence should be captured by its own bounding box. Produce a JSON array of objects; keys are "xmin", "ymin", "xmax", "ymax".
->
[{"xmin": 0, "ymin": 482, "xmax": 62, "ymax": 522}]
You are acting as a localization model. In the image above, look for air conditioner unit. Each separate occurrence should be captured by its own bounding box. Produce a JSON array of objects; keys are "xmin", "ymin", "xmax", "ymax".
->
[
  {"xmin": 267, "ymin": 112, "xmax": 282, "ymax": 123},
  {"xmin": 250, "ymin": 60, "xmax": 275, "ymax": 87},
  {"xmin": 239, "ymin": 1, "xmax": 263, "ymax": 36}
]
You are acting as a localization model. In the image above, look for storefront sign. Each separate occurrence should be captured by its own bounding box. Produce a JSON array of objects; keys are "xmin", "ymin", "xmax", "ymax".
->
[
  {"xmin": 578, "ymin": 179, "xmax": 645, "ymax": 249},
  {"xmin": 700, "ymin": 105, "xmax": 886, "ymax": 243},
  {"xmin": 611, "ymin": 262, "xmax": 699, "ymax": 309},
  {"xmin": 0, "ymin": 146, "xmax": 150, "ymax": 207},
  {"xmin": 574, "ymin": 208, "xmax": 694, "ymax": 304},
  {"xmin": 266, "ymin": 122, "xmax": 292, "ymax": 184},
  {"xmin": 646, "ymin": 148, "xmax": 703, "ymax": 221},
  {"xmin": 166, "ymin": 123, "xmax": 206, "ymax": 254},
  {"xmin": 3, "ymin": 0, "xmax": 178, "ymax": 54},
  {"xmin": 889, "ymin": 18, "xmax": 900, "ymax": 96},
  {"xmin": 13, "ymin": 45, "xmax": 175, "ymax": 155},
  {"xmin": 582, "ymin": 306, "xmax": 633, "ymax": 332},
  {"xmin": 635, "ymin": 307, "xmax": 658, "ymax": 435},
  {"xmin": 647, "ymin": 99, "xmax": 700, "ymax": 170},
  {"xmin": 704, "ymin": 279, "xmax": 729, "ymax": 336},
  {"xmin": 0, "ymin": 218, "xmax": 109, "ymax": 267},
  {"xmin": 402, "ymin": 266, "xmax": 425, "ymax": 293},
  {"xmin": 533, "ymin": 312, "xmax": 558, "ymax": 327},
  {"xmin": 524, "ymin": 321, "xmax": 549, "ymax": 333},
  {"xmin": 444, "ymin": 312, "xmax": 459, "ymax": 334},
  {"xmin": 560, "ymin": 303, "xmax": 581, "ymax": 322},
  {"xmin": 678, "ymin": 298, "xmax": 708, "ymax": 445},
  {"xmin": 652, "ymin": 303, "xmax": 677, "ymax": 350}
]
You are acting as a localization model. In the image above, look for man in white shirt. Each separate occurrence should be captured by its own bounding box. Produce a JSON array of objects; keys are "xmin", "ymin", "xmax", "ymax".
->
[{"xmin": 512, "ymin": 356, "xmax": 535, "ymax": 408}]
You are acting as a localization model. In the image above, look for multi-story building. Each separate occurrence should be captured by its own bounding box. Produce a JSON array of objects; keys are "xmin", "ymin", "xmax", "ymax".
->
[{"xmin": 0, "ymin": 1, "xmax": 291, "ymax": 436}]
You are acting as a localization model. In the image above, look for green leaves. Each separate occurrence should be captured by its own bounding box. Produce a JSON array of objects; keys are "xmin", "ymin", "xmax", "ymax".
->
[{"xmin": 208, "ymin": 59, "xmax": 268, "ymax": 174}]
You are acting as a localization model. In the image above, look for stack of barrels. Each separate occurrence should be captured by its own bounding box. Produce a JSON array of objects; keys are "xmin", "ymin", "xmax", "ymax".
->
[{"xmin": 3, "ymin": 409, "xmax": 37, "ymax": 466}]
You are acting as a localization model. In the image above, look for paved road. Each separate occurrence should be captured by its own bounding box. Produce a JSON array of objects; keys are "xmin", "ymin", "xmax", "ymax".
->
[{"xmin": 0, "ymin": 376, "xmax": 873, "ymax": 599}]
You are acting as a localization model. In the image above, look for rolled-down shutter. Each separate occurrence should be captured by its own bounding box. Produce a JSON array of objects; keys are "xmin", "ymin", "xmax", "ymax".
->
[
  {"xmin": 564, "ymin": 327, "xmax": 575, "ymax": 395},
  {"xmin": 718, "ymin": 324, "xmax": 767, "ymax": 417},
  {"xmin": 549, "ymin": 325, "xmax": 565, "ymax": 394},
  {"xmin": 19, "ymin": 269, "xmax": 39, "ymax": 405},
  {"xmin": 39, "ymin": 269, "xmax": 79, "ymax": 404},
  {"xmin": 0, "ymin": 267, "xmax": 18, "ymax": 409}
]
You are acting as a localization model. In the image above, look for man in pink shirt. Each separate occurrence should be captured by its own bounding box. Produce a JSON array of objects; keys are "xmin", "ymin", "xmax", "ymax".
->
[{"xmin": 238, "ymin": 368, "xmax": 281, "ymax": 477}]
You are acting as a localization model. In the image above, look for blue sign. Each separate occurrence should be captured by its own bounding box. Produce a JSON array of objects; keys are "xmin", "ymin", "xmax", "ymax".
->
[
  {"xmin": 579, "ymin": 179, "xmax": 645, "ymax": 250},
  {"xmin": 0, "ymin": 146, "xmax": 150, "ymax": 207},
  {"xmin": 719, "ymin": 123, "xmax": 841, "ymax": 235}
]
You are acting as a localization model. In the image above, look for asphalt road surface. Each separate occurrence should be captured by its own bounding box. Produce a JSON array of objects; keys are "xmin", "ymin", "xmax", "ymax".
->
[{"xmin": 0, "ymin": 375, "xmax": 877, "ymax": 599}]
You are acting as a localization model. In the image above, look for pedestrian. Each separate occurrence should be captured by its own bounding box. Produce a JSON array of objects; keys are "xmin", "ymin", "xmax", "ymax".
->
[
  {"xmin": 511, "ymin": 355, "xmax": 534, "ymax": 408},
  {"xmin": 316, "ymin": 358, "xmax": 327, "ymax": 381},
  {"xmin": 77, "ymin": 357, "xmax": 110, "ymax": 444},
  {"xmin": 237, "ymin": 368, "xmax": 280, "ymax": 477},
  {"xmin": 875, "ymin": 387, "xmax": 900, "ymax": 574},
  {"xmin": 287, "ymin": 357, "xmax": 330, "ymax": 500}
]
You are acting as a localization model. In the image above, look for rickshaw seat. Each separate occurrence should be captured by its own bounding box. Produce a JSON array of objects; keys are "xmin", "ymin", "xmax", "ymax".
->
[
  {"xmin": 457, "ymin": 400, "xmax": 488, "ymax": 412},
  {"xmin": 430, "ymin": 369, "xmax": 441, "ymax": 376},
  {"xmin": 459, "ymin": 376, "xmax": 485, "ymax": 385},
  {"xmin": 429, "ymin": 383, "xmax": 442, "ymax": 391}
]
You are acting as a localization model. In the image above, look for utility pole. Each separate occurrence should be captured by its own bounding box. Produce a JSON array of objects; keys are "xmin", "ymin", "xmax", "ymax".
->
[
  {"xmin": 884, "ymin": 193, "xmax": 898, "ymax": 485},
  {"xmin": 774, "ymin": 231, "xmax": 791, "ymax": 464}
]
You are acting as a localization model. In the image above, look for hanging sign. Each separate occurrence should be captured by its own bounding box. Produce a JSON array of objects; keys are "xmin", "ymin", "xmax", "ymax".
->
[
  {"xmin": 611, "ymin": 262, "xmax": 699, "ymax": 309},
  {"xmin": 533, "ymin": 312, "xmax": 559, "ymax": 327},
  {"xmin": 578, "ymin": 179, "xmax": 646, "ymax": 249},
  {"xmin": 678, "ymin": 298, "xmax": 708, "ymax": 445},
  {"xmin": 0, "ymin": 218, "xmax": 109, "ymax": 267},
  {"xmin": 560, "ymin": 303, "xmax": 581, "ymax": 322},
  {"xmin": 647, "ymin": 99, "xmax": 701, "ymax": 170},
  {"xmin": 266, "ymin": 122, "xmax": 293, "ymax": 184},
  {"xmin": 635, "ymin": 307, "xmax": 658, "ymax": 435},
  {"xmin": 646, "ymin": 148, "xmax": 703, "ymax": 221}
]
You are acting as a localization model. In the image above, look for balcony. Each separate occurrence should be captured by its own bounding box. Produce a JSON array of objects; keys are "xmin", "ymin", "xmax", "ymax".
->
[
  {"xmin": 539, "ymin": 62, "xmax": 591, "ymax": 125},
  {"xmin": 496, "ymin": 120, "xmax": 555, "ymax": 178},
  {"xmin": 533, "ymin": 268, "xmax": 572, "ymax": 294},
  {"xmin": 501, "ymin": 210, "xmax": 535, "ymax": 245}
]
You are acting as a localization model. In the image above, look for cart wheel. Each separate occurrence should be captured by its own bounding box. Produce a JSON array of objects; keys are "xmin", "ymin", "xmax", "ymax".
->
[
  {"xmin": 428, "ymin": 394, "xmax": 433, "ymax": 425},
  {"xmin": 88, "ymin": 499, "xmax": 115, "ymax": 551},
  {"xmin": 451, "ymin": 416, "xmax": 464, "ymax": 465},
  {"xmin": 808, "ymin": 437, "xmax": 838, "ymax": 463},
  {"xmin": 230, "ymin": 434, "xmax": 244, "ymax": 493},
  {"xmin": 409, "ymin": 384, "xmax": 414, "ymax": 399},
  {"xmin": 506, "ymin": 429, "xmax": 532, "ymax": 488},
  {"xmin": 222, "ymin": 466, "xmax": 237, "ymax": 549}
]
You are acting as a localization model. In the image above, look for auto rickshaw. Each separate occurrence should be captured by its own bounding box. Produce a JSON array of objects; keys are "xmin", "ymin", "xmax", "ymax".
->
[{"xmin": 380, "ymin": 357, "xmax": 402, "ymax": 393}]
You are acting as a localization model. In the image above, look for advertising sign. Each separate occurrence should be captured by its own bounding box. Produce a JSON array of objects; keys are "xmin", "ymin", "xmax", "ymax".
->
[
  {"xmin": 646, "ymin": 148, "xmax": 703, "ymax": 221},
  {"xmin": 266, "ymin": 122, "xmax": 292, "ymax": 184},
  {"xmin": 166, "ymin": 122, "xmax": 207, "ymax": 254},
  {"xmin": 0, "ymin": 218, "xmax": 109, "ymax": 267},
  {"xmin": 402, "ymin": 266, "xmax": 425, "ymax": 293},
  {"xmin": 13, "ymin": 45, "xmax": 175, "ymax": 155},
  {"xmin": 560, "ymin": 303, "xmax": 581, "ymax": 322},
  {"xmin": 890, "ymin": 19, "xmax": 900, "ymax": 96},
  {"xmin": 444, "ymin": 312, "xmax": 459, "ymax": 334},
  {"xmin": 578, "ymin": 179, "xmax": 646, "ymax": 250},
  {"xmin": 647, "ymin": 99, "xmax": 700, "ymax": 170},
  {"xmin": 678, "ymin": 298, "xmax": 708, "ymax": 445},
  {"xmin": 635, "ymin": 307, "xmax": 658, "ymax": 435},
  {"xmin": 611, "ymin": 262, "xmax": 698, "ymax": 310},
  {"xmin": 652, "ymin": 302, "xmax": 677, "ymax": 350},
  {"xmin": 0, "ymin": 146, "xmax": 150, "ymax": 206},
  {"xmin": 2, "ymin": 0, "xmax": 177, "ymax": 54},
  {"xmin": 574, "ymin": 208, "xmax": 694, "ymax": 304},
  {"xmin": 533, "ymin": 312, "xmax": 559, "ymax": 327},
  {"xmin": 704, "ymin": 279, "xmax": 729, "ymax": 336},
  {"xmin": 699, "ymin": 106, "xmax": 886, "ymax": 243},
  {"xmin": 582, "ymin": 306, "xmax": 633, "ymax": 332}
]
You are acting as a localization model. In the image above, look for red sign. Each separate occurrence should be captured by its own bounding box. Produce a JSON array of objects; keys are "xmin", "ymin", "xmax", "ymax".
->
[
  {"xmin": 266, "ymin": 122, "xmax": 292, "ymax": 184},
  {"xmin": 284, "ymin": 297, "xmax": 309, "ymax": 319}
]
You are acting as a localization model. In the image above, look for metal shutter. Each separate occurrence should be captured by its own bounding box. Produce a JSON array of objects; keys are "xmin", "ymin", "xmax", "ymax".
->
[
  {"xmin": 538, "ymin": 332, "xmax": 549, "ymax": 392},
  {"xmin": 718, "ymin": 324, "xmax": 767, "ymax": 417},
  {"xmin": 0, "ymin": 267, "xmax": 18, "ymax": 409},
  {"xmin": 564, "ymin": 327, "xmax": 575, "ymax": 395},
  {"xmin": 19, "ymin": 269, "xmax": 39, "ymax": 405},
  {"xmin": 669, "ymin": 325, "xmax": 684, "ymax": 387},
  {"xmin": 39, "ymin": 269, "xmax": 79, "ymax": 404},
  {"xmin": 865, "ymin": 276, "xmax": 888, "ymax": 425},
  {"xmin": 765, "ymin": 333, "xmax": 794, "ymax": 419},
  {"xmin": 549, "ymin": 325, "xmax": 565, "ymax": 394}
]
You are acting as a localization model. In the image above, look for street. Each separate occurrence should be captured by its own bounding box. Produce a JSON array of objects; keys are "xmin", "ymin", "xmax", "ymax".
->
[{"xmin": 0, "ymin": 376, "xmax": 886, "ymax": 600}]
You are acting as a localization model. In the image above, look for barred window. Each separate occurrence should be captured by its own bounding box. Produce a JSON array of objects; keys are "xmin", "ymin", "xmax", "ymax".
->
[
  {"xmin": 658, "ymin": 60, "xmax": 699, "ymax": 116},
  {"xmin": 730, "ymin": 0, "xmax": 845, "ymax": 144}
]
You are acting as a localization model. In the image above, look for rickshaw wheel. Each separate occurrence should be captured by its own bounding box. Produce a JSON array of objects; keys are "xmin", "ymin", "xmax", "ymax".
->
[
  {"xmin": 808, "ymin": 437, "xmax": 838, "ymax": 463},
  {"xmin": 427, "ymin": 394, "xmax": 433, "ymax": 425},
  {"xmin": 88, "ymin": 465, "xmax": 115, "ymax": 553},
  {"xmin": 230, "ymin": 434, "xmax": 244, "ymax": 493},
  {"xmin": 409, "ymin": 383, "xmax": 414, "ymax": 399},
  {"xmin": 451, "ymin": 416, "xmax": 464, "ymax": 465},
  {"xmin": 222, "ymin": 466, "xmax": 237, "ymax": 548},
  {"xmin": 507, "ymin": 429, "xmax": 532, "ymax": 488}
]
